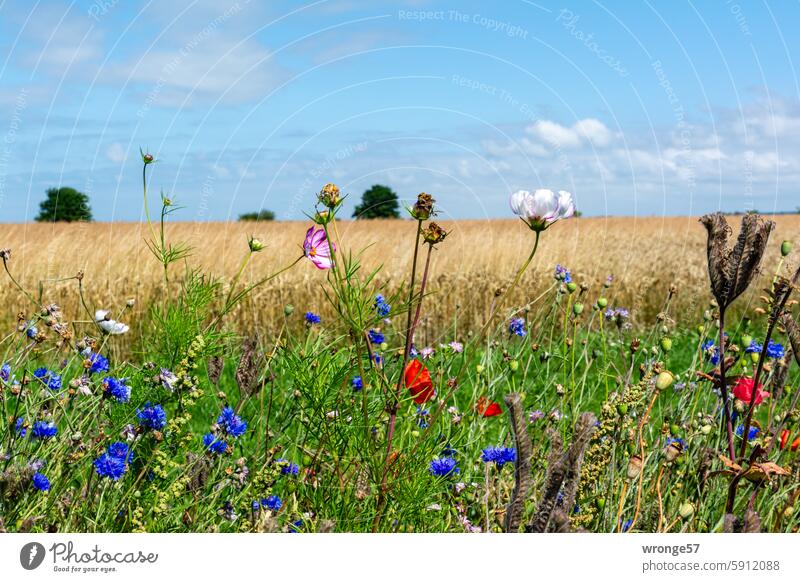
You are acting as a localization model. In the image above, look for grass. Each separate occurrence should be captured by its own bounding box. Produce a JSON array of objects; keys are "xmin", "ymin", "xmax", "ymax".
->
[{"xmin": 1, "ymin": 166, "xmax": 800, "ymax": 533}]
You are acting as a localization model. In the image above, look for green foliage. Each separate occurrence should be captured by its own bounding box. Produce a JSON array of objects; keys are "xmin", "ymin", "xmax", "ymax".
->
[
  {"xmin": 352, "ymin": 184, "xmax": 401, "ymax": 219},
  {"xmin": 35, "ymin": 187, "xmax": 93, "ymax": 222},
  {"xmin": 239, "ymin": 209, "xmax": 276, "ymax": 221}
]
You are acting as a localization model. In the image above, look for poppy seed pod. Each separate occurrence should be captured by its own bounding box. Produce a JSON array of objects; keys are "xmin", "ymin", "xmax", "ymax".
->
[
  {"xmin": 573, "ymin": 303, "xmax": 584, "ymax": 315},
  {"xmin": 781, "ymin": 240, "xmax": 792, "ymax": 257},
  {"xmin": 664, "ymin": 441, "xmax": 683, "ymax": 462},
  {"xmin": 627, "ymin": 455, "xmax": 643, "ymax": 480},
  {"xmin": 566, "ymin": 282, "xmax": 577, "ymax": 293},
  {"xmin": 679, "ymin": 502, "xmax": 695, "ymax": 518},
  {"xmin": 655, "ymin": 371, "xmax": 674, "ymax": 390},
  {"xmin": 597, "ymin": 297, "xmax": 608, "ymax": 309}
]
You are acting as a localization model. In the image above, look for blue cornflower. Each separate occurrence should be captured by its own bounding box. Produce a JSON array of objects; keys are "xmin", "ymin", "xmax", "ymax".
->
[
  {"xmin": 15, "ymin": 417, "xmax": 26, "ymax": 437},
  {"xmin": 745, "ymin": 340, "xmax": 762, "ymax": 354},
  {"xmin": 88, "ymin": 352, "xmax": 109, "ymax": 374},
  {"xmin": 33, "ymin": 368, "xmax": 62, "ymax": 391},
  {"xmin": 261, "ymin": 495, "xmax": 282, "ymax": 511},
  {"xmin": 136, "ymin": 403, "xmax": 167, "ymax": 431},
  {"xmin": 554, "ymin": 264, "xmax": 572, "ymax": 283},
  {"xmin": 373, "ymin": 353, "xmax": 383, "ymax": 366},
  {"xmin": 621, "ymin": 519, "xmax": 633, "ymax": 532},
  {"xmin": 766, "ymin": 340, "xmax": 785, "ymax": 359},
  {"xmin": 1, "ymin": 362, "xmax": 10, "ymax": 382},
  {"xmin": 32, "ymin": 472, "xmax": 50, "ymax": 492},
  {"xmin": 351, "ymin": 376, "xmax": 363, "ymax": 391},
  {"xmin": 24, "ymin": 322, "xmax": 38, "ymax": 339},
  {"xmin": 735, "ymin": 425, "xmax": 760, "ymax": 441},
  {"xmin": 203, "ymin": 432, "xmax": 228, "ymax": 455},
  {"xmin": 93, "ymin": 454, "xmax": 127, "ymax": 480},
  {"xmin": 374, "ymin": 294, "xmax": 391, "ymax": 317},
  {"xmin": 305, "ymin": 312, "xmax": 321, "ymax": 325},
  {"xmin": 217, "ymin": 406, "xmax": 247, "ymax": 438},
  {"xmin": 251, "ymin": 500, "xmax": 260, "ymax": 511},
  {"xmin": 288, "ymin": 519, "xmax": 304, "ymax": 533},
  {"xmin": 416, "ymin": 406, "xmax": 430, "ymax": 428},
  {"xmin": 368, "ymin": 329, "xmax": 385, "ymax": 345},
  {"xmin": 508, "ymin": 317, "xmax": 526, "ymax": 337},
  {"xmin": 278, "ymin": 458, "xmax": 300, "ymax": 475},
  {"xmin": 665, "ymin": 437, "xmax": 686, "ymax": 448},
  {"xmin": 429, "ymin": 457, "xmax": 459, "ymax": 477},
  {"xmin": 103, "ymin": 377, "xmax": 131, "ymax": 403},
  {"xmin": 107, "ymin": 441, "xmax": 134, "ymax": 464},
  {"xmin": 31, "ymin": 421, "xmax": 57, "ymax": 439},
  {"xmin": 481, "ymin": 446, "xmax": 517, "ymax": 467},
  {"xmin": 93, "ymin": 442, "xmax": 132, "ymax": 480},
  {"xmin": 701, "ymin": 340, "xmax": 720, "ymax": 365}
]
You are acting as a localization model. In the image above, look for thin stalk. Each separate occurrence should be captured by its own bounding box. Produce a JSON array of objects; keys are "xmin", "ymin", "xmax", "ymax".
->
[{"xmin": 718, "ymin": 308, "xmax": 737, "ymax": 461}]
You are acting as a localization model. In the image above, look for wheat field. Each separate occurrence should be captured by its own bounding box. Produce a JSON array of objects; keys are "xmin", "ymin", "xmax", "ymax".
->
[{"xmin": 2, "ymin": 215, "xmax": 799, "ymax": 341}]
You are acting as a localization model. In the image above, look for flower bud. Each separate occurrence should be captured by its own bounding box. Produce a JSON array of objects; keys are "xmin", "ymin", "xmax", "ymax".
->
[
  {"xmin": 508, "ymin": 359, "xmax": 519, "ymax": 372},
  {"xmin": 566, "ymin": 282, "xmax": 577, "ymax": 293},
  {"xmin": 318, "ymin": 183, "xmax": 341, "ymax": 208},
  {"xmin": 700, "ymin": 424, "xmax": 712, "ymax": 435},
  {"xmin": 655, "ymin": 371, "xmax": 674, "ymax": 390},
  {"xmin": 781, "ymin": 240, "xmax": 792, "ymax": 257},
  {"xmin": 741, "ymin": 334, "xmax": 752, "ymax": 348},
  {"xmin": 616, "ymin": 403, "xmax": 628, "ymax": 416},
  {"xmin": 142, "ymin": 151, "xmax": 154, "ymax": 164},
  {"xmin": 572, "ymin": 303, "xmax": 584, "ymax": 315},
  {"xmin": 678, "ymin": 502, "xmax": 695, "ymax": 518},
  {"xmin": 596, "ymin": 297, "xmax": 608, "ymax": 309},
  {"xmin": 475, "ymin": 364, "xmax": 485, "ymax": 375},
  {"xmin": 660, "ymin": 338, "xmax": 672, "ymax": 352},
  {"xmin": 248, "ymin": 236, "xmax": 265, "ymax": 252},
  {"xmin": 595, "ymin": 498, "xmax": 606, "ymax": 510},
  {"xmin": 627, "ymin": 455, "xmax": 643, "ymax": 480},
  {"xmin": 284, "ymin": 304, "xmax": 295, "ymax": 316},
  {"xmin": 670, "ymin": 424, "xmax": 680, "ymax": 436}
]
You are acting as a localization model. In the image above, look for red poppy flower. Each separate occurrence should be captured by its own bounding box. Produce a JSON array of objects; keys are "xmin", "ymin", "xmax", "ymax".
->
[
  {"xmin": 792, "ymin": 436, "xmax": 800, "ymax": 452},
  {"xmin": 404, "ymin": 359, "xmax": 434, "ymax": 404},
  {"xmin": 780, "ymin": 429, "xmax": 790, "ymax": 450},
  {"xmin": 476, "ymin": 396, "xmax": 503, "ymax": 417},
  {"xmin": 731, "ymin": 376, "xmax": 769, "ymax": 406}
]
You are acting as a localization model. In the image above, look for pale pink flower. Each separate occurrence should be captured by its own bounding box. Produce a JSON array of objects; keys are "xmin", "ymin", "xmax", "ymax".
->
[
  {"xmin": 510, "ymin": 189, "xmax": 575, "ymax": 231},
  {"xmin": 303, "ymin": 226, "xmax": 334, "ymax": 270}
]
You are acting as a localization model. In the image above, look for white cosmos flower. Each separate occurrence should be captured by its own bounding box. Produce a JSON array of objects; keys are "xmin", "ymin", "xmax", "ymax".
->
[
  {"xmin": 510, "ymin": 189, "xmax": 575, "ymax": 231},
  {"xmin": 95, "ymin": 310, "xmax": 130, "ymax": 335}
]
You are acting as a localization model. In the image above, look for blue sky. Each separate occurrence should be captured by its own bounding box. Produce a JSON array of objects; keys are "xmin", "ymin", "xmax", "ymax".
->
[{"xmin": 1, "ymin": 0, "xmax": 799, "ymax": 222}]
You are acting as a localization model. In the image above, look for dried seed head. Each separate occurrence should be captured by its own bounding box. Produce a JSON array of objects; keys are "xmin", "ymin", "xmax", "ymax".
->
[
  {"xmin": 421, "ymin": 222, "xmax": 447, "ymax": 245},
  {"xmin": 699, "ymin": 212, "xmax": 774, "ymax": 310},
  {"xmin": 318, "ymin": 183, "xmax": 341, "ymax": 208},
  {"xmin": 627, "ymin": 455, "xmax": 643, "ymax": 479},
  {"xmin": 411, "ymin": 192, "xmax": 435, "ymax": 220},
  {"xmin": 0, "ymin": 249, "xmax": 10, "ymax": 261}
]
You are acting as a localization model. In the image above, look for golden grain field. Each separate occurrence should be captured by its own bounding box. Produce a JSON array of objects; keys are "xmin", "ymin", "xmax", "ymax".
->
[{"xmin": 2, "ymin": 215, "xmax": 799, "ymax": 343}]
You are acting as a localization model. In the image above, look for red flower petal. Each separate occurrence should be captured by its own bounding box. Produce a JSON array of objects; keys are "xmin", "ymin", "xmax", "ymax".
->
[
  {"xmin": 475, "ymin": 396, "xmax": 503, "ymax": 417},
  {"xmin": 404, "ymin": 360, "xmax": 434, "ymax": 404}
]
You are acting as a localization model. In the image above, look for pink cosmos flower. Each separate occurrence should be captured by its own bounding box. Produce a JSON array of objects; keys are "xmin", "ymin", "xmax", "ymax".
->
[{"xmin": 303, "ymin": 226, "xmax": 335, "ymax": 270}]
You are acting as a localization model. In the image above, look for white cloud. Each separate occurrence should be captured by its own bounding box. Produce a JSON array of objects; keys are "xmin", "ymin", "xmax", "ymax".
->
[{"xmin": 525, "ymin": 118, "xmax": 614, "ymax": 149}]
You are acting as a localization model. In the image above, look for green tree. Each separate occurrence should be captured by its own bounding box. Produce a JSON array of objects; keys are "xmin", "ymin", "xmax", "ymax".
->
[
  {"xmin": 352, "ymin": 184, "xmax": 401, "ymax": 219},
  {"xmin": 239, "ymin": 209, "xmax": 276, "ymax": 221},
  {"xmin": 35, "ymin": 187, "xmax": 93, "ymax": 222}
]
